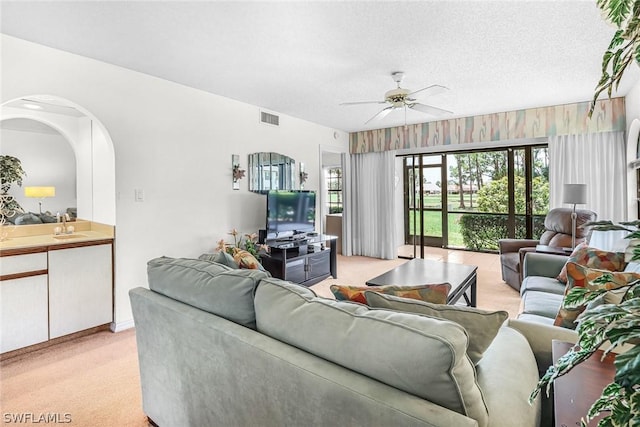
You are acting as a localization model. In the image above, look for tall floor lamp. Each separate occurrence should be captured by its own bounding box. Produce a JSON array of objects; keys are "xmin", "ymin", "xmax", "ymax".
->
[{"xmin": 563, "ymin": 183, "xmax": 587, "ymax": 249}]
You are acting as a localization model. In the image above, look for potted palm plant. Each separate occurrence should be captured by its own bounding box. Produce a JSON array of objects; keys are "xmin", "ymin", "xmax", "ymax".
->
[{"xmin": 588, "ymin": 0, "xmax": 640, "ymax": 116}]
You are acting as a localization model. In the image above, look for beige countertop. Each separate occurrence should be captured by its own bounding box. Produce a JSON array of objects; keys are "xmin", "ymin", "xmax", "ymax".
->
[{"xmin": 0, "ymin": 220, "xmax": 114, "ymax": 252}]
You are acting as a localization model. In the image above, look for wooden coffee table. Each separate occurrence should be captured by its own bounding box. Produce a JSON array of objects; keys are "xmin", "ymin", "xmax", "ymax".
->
[
  {"xmin": 552, "ymin": 340, "xmax": 616, "ymax": 427},
  {"xmin": 365, "ymin": 258, "xmax": 477, "ymax": 306}
]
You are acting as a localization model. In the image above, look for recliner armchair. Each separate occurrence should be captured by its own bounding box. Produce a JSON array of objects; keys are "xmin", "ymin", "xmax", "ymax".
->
[{"xmin": 498, "ymin": 208, "xmax": 597, "ymax": 291}]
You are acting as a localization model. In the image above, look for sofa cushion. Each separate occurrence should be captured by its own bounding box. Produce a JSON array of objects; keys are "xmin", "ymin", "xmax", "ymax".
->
[
  {"xmin": 330, "ymin": 283, "xmax": 450, "ymax": 305},
  {"xmin": 556, "ymin": 243, "xmax": 626, "ymax": 284},
  {"xmin": 520, "ymin": 291, "xmax": 563, "ymax": 319},
  {"xmin": 147, "ymin": 256, "xmax": 270, "ymax": 329},
  {"xmin": 520, "ymin": 276, "xmax": 566, "ymax": 297},
  {"xmin": 14, "ymin": 212, "xmax": 43, "ymax": 225},
  {"xmin": 516, "ymin": 313, "xmax": 555, "ymax": 326},
  {"xmin": 199, "ymin": 251, "xmax": 238, "ymax": 269},
  {"xmin": 554, "ymin": 262, "xmax": 640, "ymax": 329},
  {"xmin": 475, "ymin": 326, "xmax": 541, "ymax": 427},
  {"xmin": 364, "ymin": 291, "xmax": 508, "ymax": 365},
  {"xmin": 255, "ymin": 278, "xmax": 489, "ymax": 427}
]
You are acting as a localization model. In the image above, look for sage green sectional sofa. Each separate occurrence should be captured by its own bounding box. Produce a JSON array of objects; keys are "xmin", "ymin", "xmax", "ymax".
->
[
  {"xmin": 519, "ymin": 251, "xmax": 639, "ymax": 327},
  {"xmin": 518, "ymin": 252, "xmax": 569, "ymax": 325},
  {"xmin": 130, "ymin": 256, "xmax": 577, "ymax": 427}
]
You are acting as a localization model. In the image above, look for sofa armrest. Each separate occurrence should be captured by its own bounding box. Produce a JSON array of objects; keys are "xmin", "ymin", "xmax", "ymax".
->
[
  {"xmin": 522, "ymin": 252, "xmax": 569, "ymax": 279},
  {"xmin": 507, "ymin": 319, "xmax": 578, "ymax": 373},
  {"xmin": 498, "ymin": 239, "xmax": 540, "ymax": 254}
]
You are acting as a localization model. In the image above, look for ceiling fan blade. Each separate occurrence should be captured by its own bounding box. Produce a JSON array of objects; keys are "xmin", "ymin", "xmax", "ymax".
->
[
  {"xmin": 340, "ymin": 100, "xmax": 387, "ymax": 106},
  {"xmin": 409, "ymin": 103, "xmax": 453, "ymax": 116},
  {"xmin": 407, "ymin": 84, "xmax": 449, "ymax": 98},
  {"xmin": 364, "ymin": 106, "xmax": 394, "ymax": 124}
]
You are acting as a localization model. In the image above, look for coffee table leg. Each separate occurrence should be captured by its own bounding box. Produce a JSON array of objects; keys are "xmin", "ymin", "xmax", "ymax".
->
[
  {"xmin": 463, "ymin": 293, "xmax": 471, "ymax": 306},
  {"xmin": 470, "ymin": 274, "xmax": 477, "ymax": 307},
  {"xmin": 460, "ymin": 274, "xmax": 478, "ymax": 307}
]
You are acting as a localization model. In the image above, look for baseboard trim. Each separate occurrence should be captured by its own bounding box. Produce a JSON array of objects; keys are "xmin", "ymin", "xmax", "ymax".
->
[
  {"xmin": 111, "ymin": 319, "xmax": 135, "ymax": 332},
  {"xmin": 0, "ymin": 324, "xmax": 110, "ymax": 362}
]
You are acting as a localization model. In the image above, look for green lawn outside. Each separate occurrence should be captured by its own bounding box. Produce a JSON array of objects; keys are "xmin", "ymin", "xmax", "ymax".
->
[
  {"xmin": 415, "ymin": 193, "xmax": 496, "ymax": 213},
  {"xmin": 407, "ymin": 211, "xmax": 465, "ymax": 247}
]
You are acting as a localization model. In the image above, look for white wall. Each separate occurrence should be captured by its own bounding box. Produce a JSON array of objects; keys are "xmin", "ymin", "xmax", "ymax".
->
[
  {"xmin": 1, "ymin": 35, "xmax": 349, "ymax": 330},
  {"xmin": 1, "ymin": 127, "xmax": 77, "ymax": 215},
  {"xmin": 625, "ymin": 74, "xmax": 640, "ymax": 219}
]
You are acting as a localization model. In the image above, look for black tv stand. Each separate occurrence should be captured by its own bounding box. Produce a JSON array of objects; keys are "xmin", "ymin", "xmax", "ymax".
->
[{"xmin": 261, "ymin": 234, "xmax": 338, "ymax": 287}]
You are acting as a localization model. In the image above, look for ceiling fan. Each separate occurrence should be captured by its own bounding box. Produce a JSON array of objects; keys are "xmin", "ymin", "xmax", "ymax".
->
[{"xmin": 340, "ymin": 72, "xmax": 453, "ymax": 124}]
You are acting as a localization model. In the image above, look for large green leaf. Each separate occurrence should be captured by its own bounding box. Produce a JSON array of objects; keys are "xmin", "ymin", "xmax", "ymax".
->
[
  {"xmin": 589, "ymin": 0, "xmax": 640, "ymax": 117},
  {"xmin": 598, "ymin": 0, "xmax": 633, "ymax": 26},
  {"xmin": 614, "ymin": 345, "xmax": 640, "ymax": 387}
]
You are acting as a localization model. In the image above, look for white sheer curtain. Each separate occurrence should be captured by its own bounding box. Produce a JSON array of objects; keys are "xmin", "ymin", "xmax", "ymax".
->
[
  {"xmin": 343, "ymin": 150, "xmax": 397, "ymax": 259},
  {"xmin": 549, "ymin": 131, "xmax": 627, "ymax": 222}
]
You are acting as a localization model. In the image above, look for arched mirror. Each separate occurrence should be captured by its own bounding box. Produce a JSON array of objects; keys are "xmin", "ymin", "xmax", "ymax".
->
[
  {"xmin": 1, "ymin": 95, "xmax": 116, "ymax": 225},
  {"xmin": 248, "ymin": 152, "xmax": 296, "ymax": 193},
  {"xmin": 1, "ymin": 118, "xmax": 77, "ymax": 223}
]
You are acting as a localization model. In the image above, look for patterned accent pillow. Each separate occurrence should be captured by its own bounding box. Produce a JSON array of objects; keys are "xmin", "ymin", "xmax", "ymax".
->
[
  {"xmin": 554, "ymin": 262, "xmax": 640, "ymax": 329},
  {"xmin": 556, "ymin": 242, "xmax": 626, "ymax": 284},
  {"xmin": 330, "ymin": 283, "xmax": 451, "ymax": 305},
  {"xmin": 232, "ymin": 249, "xmax": 264, "ymax": 270}
]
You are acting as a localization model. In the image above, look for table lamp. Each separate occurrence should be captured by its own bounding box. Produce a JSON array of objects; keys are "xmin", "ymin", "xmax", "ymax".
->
[
  {"xmin": 24, "ymin": 186, "xmax": 56, "ymax": 214},
  {"xmin": 563, "ymin": 183, "xmax": 587, "ymax": 249}
]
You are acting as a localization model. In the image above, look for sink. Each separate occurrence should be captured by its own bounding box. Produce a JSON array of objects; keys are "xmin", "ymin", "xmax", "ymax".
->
[{"xmin": 53, "ymin": 234, "xmax": 88, "ymax": 240}]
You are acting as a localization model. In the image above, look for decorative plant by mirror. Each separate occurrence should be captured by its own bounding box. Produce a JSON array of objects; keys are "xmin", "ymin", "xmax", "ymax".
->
[
  {"xmin": 0, "ymin": 155, "xmax": 26, "ymax": 224},
  {"xmin": 299, "ymin": 162, "xmax": 308, "ymax": 189},
  {"xmin": 589, "ymin": 0, "xmax": 640, "ymax": 117},
  {"xmin": 232, "ymin": 154, "xmax": 245, "ymax": 190},
  {"xmin": 530, "ymin": 222, "xmax": 640, "ymax": 426}
]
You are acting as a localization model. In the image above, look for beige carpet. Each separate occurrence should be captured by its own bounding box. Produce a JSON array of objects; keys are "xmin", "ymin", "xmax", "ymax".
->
[
  {"xmin": 0, "ymin": 250, "xmax": 520, "ymax": 427},
  {"xmin": 1, "ymin": 328, "xmax": 147, "ymax": 427}
]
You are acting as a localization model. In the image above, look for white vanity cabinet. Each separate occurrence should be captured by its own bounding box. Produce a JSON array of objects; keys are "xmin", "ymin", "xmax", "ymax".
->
[
  {"xmin": 48, "ymin": 244, "xmax": 113, "ymax": 339},
  {"xmin": 0, "ymin": 238, "xmax": 114, "ymax": 354},
  {"xmin": 0, "ymin": 252, "xmax": 49, "ymax": 353}
]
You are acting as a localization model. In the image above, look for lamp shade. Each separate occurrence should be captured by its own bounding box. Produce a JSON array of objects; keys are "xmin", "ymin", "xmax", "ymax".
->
[
  {"xmin": 563, "ymin": 184, "xmax": 586, "ymax": 205},
  {"xmin": 24, "ymin": 186, "xmax": 56, "ymax": 198}
]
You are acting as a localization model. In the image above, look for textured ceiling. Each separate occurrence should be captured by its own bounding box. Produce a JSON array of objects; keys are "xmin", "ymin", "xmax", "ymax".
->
[{"xmin": 1, "ymin": 1, "xmax": 638, "ymax": 133}]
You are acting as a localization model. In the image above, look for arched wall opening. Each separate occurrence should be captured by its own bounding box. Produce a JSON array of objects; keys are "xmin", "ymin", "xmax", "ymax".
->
[{"xmin": 1, "ymin": 95, "xmax": 116, "ymax": 225}]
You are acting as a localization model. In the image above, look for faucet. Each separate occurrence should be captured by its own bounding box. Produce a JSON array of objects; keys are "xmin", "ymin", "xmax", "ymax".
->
[{"xmin": 56, "ymin": 212, "xmax": 71, "ymax": 234}]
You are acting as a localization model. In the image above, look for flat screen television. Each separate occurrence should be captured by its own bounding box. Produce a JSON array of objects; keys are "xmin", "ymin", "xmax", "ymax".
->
[{"xmin": 266, "ymin": 190, "xmax": 316, "ymax": 239}]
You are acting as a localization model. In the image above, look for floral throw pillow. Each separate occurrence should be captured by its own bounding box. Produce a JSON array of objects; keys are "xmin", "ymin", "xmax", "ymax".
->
[
  {"xmin": 556, "ymin": 242, "xmax": 626, "ymax": 284},
  {"xmin": 232, "ymin": 249, "xmax": 264, "ymax": 270},
  {"xmin": 330, "ymin": 283, "xmax": 451, "ymax": 305},
  {"xmin": 554, "ymin": 262, "xmax": 640, "ymax": 329}
]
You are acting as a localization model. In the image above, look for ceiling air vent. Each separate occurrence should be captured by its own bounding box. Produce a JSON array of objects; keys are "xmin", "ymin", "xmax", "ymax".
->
[{"xmin": 260, "ymin": 111, "xmax": 280, "ymax": 126}]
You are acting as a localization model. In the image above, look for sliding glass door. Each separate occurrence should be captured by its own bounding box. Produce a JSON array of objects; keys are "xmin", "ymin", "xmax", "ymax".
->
[
  {"xmin": 403, "ymin": 154, "xmax": 445, "ymax": 258},
  {"xmin": 401, "ymin": 144, "xmax": 548, "ymax": 255}
]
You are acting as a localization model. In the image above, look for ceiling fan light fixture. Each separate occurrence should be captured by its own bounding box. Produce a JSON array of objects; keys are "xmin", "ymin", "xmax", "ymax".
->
[{"xmin": 340, "ymin": 72, "xmax": 453, "ymax": 124}]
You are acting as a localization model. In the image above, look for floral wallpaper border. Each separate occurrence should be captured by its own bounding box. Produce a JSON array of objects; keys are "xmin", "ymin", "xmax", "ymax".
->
[{"xmin": 349, "ymin": 97, "xmax": 626, "ymax": 154}]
